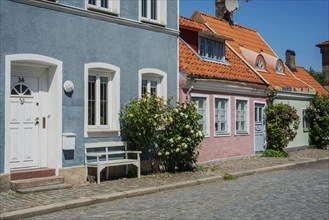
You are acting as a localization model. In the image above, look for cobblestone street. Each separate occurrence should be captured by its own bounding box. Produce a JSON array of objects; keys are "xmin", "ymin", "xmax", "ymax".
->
[{"xmin": 28, "ymin": 160, "xmax": 329, "ymax": 220}]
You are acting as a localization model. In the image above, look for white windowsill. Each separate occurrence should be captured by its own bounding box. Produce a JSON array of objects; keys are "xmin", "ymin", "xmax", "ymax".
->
[
  {"xmin": 141, "ymin": 17, "xmax": 166, "ymax": 27},
  {"xmin": 214, "ymin": 133, "xmax": 231, "ymax": 137},
  {"xmin": 87, "ymin": 5, "xmax": 119, "ymax": 16},
  {"xmin": 235, "ymin": 132, "xmax": 249, "ymax": 136}
]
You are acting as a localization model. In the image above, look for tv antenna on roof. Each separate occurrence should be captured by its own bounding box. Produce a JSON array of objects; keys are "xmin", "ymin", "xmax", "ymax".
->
[{"xmin": 225, "ymin": 0, "xmax": 239, "ymax": 12}]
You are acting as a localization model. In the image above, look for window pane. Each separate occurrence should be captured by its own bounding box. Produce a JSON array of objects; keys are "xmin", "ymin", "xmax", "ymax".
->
[
  {"xmin": 88, "ymin": 76, "xmax": 96, "ymax": 125},
  {"xmin": 101, "ymin": 0, "xmax": 108, "ymax": 8},
  {"xmin": 192, "ymin": 97, "xmax": 207, "ymax": 134},
  {"xmin": 142, "ymin": 0, "xmax": 147, "ymax": 17},
  {"xmin": 142, "ymin": 80, "xmax": 147, "ymax": 95},
  {"xmin": 100, "ymin": 77, "xmax": 108, "ymax": 125},
  {"xmin": 88, "ymin": 0, "xmax": 96, "ymax": 5},
  {"xmin": 200, "ymin": 39, "xmax": 206, "ymax": 56},
  {"xmin": 151, "ymin": 0, "xmax": 157, "ymax": 20},
  {"xmin": 150, "ymin": 80, "xmax": 157, "ymax": 96},
  {"xmin": 259, "ymin": 108, "xmax": 262, "ymax": 123}
]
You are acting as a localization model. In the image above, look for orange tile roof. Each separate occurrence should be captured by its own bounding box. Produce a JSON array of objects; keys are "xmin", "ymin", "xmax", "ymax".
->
[
  {"xmin": 179, "ymin": 39, "xmax": 266, "ymax": 87},
  {"xmin": 293, "ymin": 66, "xmax": 329, "ymax": 95},
  {"xmin": 180, "ymin": 16, "xmax": 210, "ymax": 32},
  {"xmin": 195, "ymin": 12, "xmax": 312, "ymax": 90},
  {"xmin": 316, "ymin": 40, "xmax": 329, "ymax": 47}
]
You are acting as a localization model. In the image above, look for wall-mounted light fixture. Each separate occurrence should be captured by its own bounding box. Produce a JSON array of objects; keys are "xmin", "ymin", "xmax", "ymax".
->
[{"xmin": 63, "ymin": 80, "xmax": 74, "ymax": 93}]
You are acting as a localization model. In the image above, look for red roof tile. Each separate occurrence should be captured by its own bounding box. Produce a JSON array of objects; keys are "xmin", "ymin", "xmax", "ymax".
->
[
  {"xmin": 195, "ymin": 12, "xmax": 312, "ymax": 90},
  {"xmin": 179, "ymin": 39, "xmax": 265, "ymax": 86},
  {"xmin": 293, "ymin": 66, "xmax": 329, "ymax": 95}
]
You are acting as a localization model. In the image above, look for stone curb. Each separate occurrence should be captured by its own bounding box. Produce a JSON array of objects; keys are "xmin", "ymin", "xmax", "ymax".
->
[{"xmin": 1, "ymin": 158, "xmax": 328, "ymax": 220}]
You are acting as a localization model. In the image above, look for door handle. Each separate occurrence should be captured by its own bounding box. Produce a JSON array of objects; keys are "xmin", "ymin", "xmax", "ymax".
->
[
  {"xmin": 35, "ymin": 117, "xmax": 39, "ymax": 125},
  {"xmin": 42, "ymin": 117, "xmax": 46, "ymax": 129}
]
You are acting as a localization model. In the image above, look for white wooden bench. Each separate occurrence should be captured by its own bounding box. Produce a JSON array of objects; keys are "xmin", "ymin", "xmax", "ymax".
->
[{"xmin": 85, "ymin": 141, "xmax": 141, "ymax": 184}]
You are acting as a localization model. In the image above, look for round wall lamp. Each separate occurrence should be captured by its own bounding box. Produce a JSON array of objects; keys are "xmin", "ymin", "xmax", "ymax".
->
[{"xmin": 63, "ymin": 80, "xmax": 74, "ymax": 93}]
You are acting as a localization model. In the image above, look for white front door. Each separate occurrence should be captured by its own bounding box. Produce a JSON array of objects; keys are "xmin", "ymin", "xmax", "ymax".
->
[
  {"xmin": 10, "ymin": 76, "xmax": 40, "ymax": 169},
  {"xmin": 254, "ymin": 103, "xmax": 265, "ymax": 153}
]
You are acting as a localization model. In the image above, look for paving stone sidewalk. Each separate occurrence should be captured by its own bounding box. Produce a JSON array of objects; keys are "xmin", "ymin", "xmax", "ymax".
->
[{"xmin": 0, "ymin": 149, "xmax": 328, "ymax": 216}]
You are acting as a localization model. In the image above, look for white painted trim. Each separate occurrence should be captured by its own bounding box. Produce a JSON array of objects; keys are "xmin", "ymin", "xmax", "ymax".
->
[
  {"xmin": 138, "ymin": 68, "xmax": 167, "ymax": 99},
  {"xmin": 234, "ymin": 97, "xmax": 250, "ymax": 136},
  {"xmin": 190, "ymin": 93, "xmax": 210, "ymax": 137},
  {"xmin": 277, "ymin": 91, "xmax": 314, "ymax": 100},
  {"xmin": 188, "ymin": 79, "xmax": 268, "ymax": 97},
  {"xmin": 213, "ymin": 95, "xmax": 231, "ymax": 137},
  {"xmin": 11, "ymin": 0, "xmax": 178, "ymax": 36},
  {"xmin": 253, "ymin": 101, "xmax": 266, "ymax": 153},
  {"xmin": 5, "ymin": 54, "xmax": 62, "ymax": 174},
  {"xmin": 84, "ymin": 63, "xmax": 120, "ymax": 137}
]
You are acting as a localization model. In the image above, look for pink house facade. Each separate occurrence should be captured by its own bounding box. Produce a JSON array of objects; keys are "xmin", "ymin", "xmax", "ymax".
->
[{"xmin": 179, "ymin": 17, "xmax": 269, "ymax": 162}]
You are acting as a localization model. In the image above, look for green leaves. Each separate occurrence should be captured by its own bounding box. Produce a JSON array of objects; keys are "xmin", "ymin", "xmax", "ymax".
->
[
  {"xmin": 120, "ymin": 94, "xmax": 204, "ymax": 172},
  {"xmin": 265, "ymin": 103, "xmax": 300, "ymax": 151},
  {"xmin": 305, "ymin": 94, "xmax": 329, "ymax": 149}
]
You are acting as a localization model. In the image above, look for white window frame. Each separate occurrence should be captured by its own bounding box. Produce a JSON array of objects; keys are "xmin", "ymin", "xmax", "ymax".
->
[
  {"xmin": 199, "ymin": 37, "xmax": 225, "ymax": 62},
  {"xmin": 191, "ymin": 94, "xmax": 210, "ymax": 137},
  {"xmin": 84, "ymin": 63, "xmax": 120, "ymax": 137},
  {"xmin": 138, "ymin": 68, "xmax": 167, "ymax": 99},
  {"xmin": 139, "ymin": 0, "xmax": 167, "ymax": 26},
  {"xmin": 255, "ymin": 56, "xmax": 265, "ymax": 70},
  {"xmin": 302, "ymin": 108, "xmax": 310, "ymax": 132},
  {"xmin": 214, "ymin": 95, "xmax": 231, "ymax": 136},
  {"xmin": 235, "ymin": 97, "xmax": 249, "ymax": 135},
  {"xmin": 86, "ymin": 0, "xmax": 120, "ymax": 15}
]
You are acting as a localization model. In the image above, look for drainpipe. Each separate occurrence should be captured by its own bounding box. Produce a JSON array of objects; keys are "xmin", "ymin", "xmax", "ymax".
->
[{"xmin": 186, "ymin": 85, "xmax": 194, "ymax": 101}]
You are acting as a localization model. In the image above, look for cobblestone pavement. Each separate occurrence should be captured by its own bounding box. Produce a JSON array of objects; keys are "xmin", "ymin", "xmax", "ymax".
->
[
  {"xmin": 0, "ymin": 149, "xmax": 328, "ymax": 215},
  {"xmin": 28, "ymin": 160, "xmax": 329, "ymax": 220}
]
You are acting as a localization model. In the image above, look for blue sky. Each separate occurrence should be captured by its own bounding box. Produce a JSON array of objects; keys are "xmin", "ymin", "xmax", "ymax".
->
[{"xmin": 180, "ymin": 0, "xmax": 329, "ymax": 72}]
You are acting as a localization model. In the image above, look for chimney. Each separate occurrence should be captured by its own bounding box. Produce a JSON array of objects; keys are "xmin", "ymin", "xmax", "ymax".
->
[
  {"xmin": 215, "ymin": 0, "xmax": 234, "ymax": 25},
  {"xmin": 285, "ymin": 50, "xmax": 296, "ymax": 71},
  {"xmin": 215, "ymin": 0, "xmax": 226, "ymax": 19}
]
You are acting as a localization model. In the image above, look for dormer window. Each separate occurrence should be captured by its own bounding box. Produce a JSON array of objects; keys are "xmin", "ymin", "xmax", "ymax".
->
[
  {"xmin": 256, "ymin": 56, "xmax": 265, "ymax": 69},
  {"xmin": 276, "ymin": 60, "xmax": 284, "ymax": 73},
  {"xmin": 199, "ymin": 37, "xmax": 225, "ymax": 62}
]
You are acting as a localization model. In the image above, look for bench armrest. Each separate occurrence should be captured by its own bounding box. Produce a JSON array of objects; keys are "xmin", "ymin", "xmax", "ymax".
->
[{"xmin": 126, "ymin": 151, "xmax": 142, "ymax": 154}]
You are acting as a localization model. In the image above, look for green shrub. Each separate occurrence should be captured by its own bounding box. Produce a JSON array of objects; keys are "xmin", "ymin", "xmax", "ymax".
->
[
  {"xmin": 120, "ymin": 94, "xmax": 170, "ymax": 151},
  {"xmin": 157, "ymin": 102, "xmax": 204, "ymax": 172},
  {"xmin": 262, "ymin": 149, "xmax": 288, "ymax": 158},
  {"xmin": 121, "ymin": 95, "xmax": 204, "ymax": 172},
  {"xmin": 265, "ymin": 103, "xmax": 300, "ymax": 151},
  {"xmin": 305, "ymin": 94, "xmax": 329, "ymax": 149}
]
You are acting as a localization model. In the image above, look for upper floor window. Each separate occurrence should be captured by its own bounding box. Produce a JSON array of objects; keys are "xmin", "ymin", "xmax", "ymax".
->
[
  {"xmin": 86, "ymin": 0, "xmax": 120, "ymax": 14},
  {"xmin": 139, "ymin": 69, "xmax": 167, "ymax": 99},
  {"xmin": 276, "ymin": 60, "xmax": 284, "ymax": 73},
  {"xmin": 214, "ymin": 97, "xmax": 230, "ymax": 135},
  {"xmin": 199, "ymin": 38, "xmax": 225, "ymax": 62},
  {"xmin": 140, "ymin": 0, "xmax": 167, "ymax": 25},
  {"xmin": 255, "ymin": 56, "xmax": 265, "ymax": 69}
]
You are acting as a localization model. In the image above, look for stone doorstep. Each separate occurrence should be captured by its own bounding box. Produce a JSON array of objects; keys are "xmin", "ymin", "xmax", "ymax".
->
[
  {"xmin": 11, "ymin": 176, "xmax": 65, "ymax": 190},
  {"xmin": 16, "ymin": 183, "xmax": 72, "ymax": 194},
  {"xmin": 10, "ymin": 168, "xmax": 56, "ymax": 181}
]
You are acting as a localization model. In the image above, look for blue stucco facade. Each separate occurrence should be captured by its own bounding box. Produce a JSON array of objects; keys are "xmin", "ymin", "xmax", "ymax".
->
[{"xmin": 0, "ymin": 0, "xmax": 178, "ymax": 173}]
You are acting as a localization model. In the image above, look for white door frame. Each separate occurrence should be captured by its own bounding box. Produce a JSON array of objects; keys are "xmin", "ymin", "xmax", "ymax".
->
[{"xmin": 5, "ymin": 54, "xmax": 62, "ymax": 174}]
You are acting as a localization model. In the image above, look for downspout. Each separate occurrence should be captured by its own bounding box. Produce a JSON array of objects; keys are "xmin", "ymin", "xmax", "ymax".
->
[{"xmin": 186, "ymin": 85, "xmax": 194, "ymax": 101}]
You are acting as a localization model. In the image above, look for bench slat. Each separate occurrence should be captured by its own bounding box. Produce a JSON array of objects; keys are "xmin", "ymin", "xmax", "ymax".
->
[{"xmin": 85, "ymin": 141, "xmax": 125, "ymax": 148}]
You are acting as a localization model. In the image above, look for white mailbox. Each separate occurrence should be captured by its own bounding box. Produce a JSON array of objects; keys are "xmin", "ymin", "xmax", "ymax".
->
[{"xmin": 62, "ymin": 133, "xmax": 76, "ymax": 150}]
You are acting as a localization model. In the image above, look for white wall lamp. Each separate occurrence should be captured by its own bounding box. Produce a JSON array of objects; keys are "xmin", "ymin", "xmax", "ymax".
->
[{"xmin": 63, "ymin": 80, "xmax": 74, "ymax": 93}]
